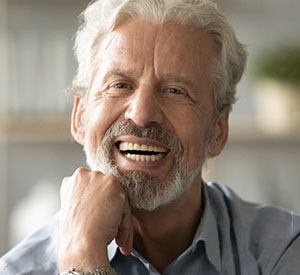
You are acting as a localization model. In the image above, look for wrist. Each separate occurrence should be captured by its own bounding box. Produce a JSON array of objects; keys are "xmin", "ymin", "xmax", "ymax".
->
[
  {"xmin": 58, "ymin": 248, "xmax": 110, "ymax": 272},
  {"xmin": 58, "ymin": 267, "xmax": 116, "ymax": 275}
]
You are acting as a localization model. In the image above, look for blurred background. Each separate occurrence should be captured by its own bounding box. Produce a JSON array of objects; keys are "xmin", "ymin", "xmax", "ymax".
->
[{"xmin": 0, "ymin": 0, "xmax": 300, "ymax": 255}]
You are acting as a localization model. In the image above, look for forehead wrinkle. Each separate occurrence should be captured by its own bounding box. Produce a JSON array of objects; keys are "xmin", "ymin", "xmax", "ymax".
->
[
  {"xmin": 98, "ymin": 32, "xmax": 122, "ymax": 62},
  {"xmin": 103, "ymin": 67, "xmax": 139, "ymax": 82},
  {"xmin": 152, "ymin": 23, "xmax": 161, "ymax": 82},
  {"xmin": 153, "ymin": 25, "xmax": 196, "ymax": 78},
  {"xmin": 111, "ymin": 47, "xmax": 153, "ymax": 78},
  {"xmin": 91, "ymin": 34, "xmax": 121, "ymax": 88},
  {"xmin": 89, "ymin": 34, "xmax": 117, "ymax": 94}
]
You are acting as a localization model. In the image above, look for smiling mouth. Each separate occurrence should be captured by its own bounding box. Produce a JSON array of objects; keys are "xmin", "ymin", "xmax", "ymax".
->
[{"xmin": 116, "ymin": 141, "xmax": 169, "ymax": 162}]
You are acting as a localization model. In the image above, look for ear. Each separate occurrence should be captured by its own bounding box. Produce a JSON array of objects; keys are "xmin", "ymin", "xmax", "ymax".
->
[
  {"xmin": 207, "ymin": 110, "xmax": 229, "ymax": 157},
  {"xmin": 71, "ymin": 96, "xmax": 86, "ymax": 145}
]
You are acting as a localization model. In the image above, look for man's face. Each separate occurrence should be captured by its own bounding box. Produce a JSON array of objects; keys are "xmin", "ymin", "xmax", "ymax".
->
[{"xmin": 73, "ymin": 18, "xmax": 228, "ymax": 210}]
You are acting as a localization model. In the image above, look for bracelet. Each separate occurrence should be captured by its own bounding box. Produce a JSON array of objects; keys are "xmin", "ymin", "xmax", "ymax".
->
[{"xmin": 58, "ymin": 267, "xmax": 117, "ymax": 275}]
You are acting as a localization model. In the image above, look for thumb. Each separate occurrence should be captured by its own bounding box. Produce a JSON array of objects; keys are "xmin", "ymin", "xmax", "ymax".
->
[{"xmin": 115, "ymin": 198, "xmax": 134, "ymax": 255}]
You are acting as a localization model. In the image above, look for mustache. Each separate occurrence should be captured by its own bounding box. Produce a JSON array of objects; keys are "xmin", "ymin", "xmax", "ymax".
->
[{"xmin": 103, "ymin": 119, "xmax": 183, "ymax": 153}]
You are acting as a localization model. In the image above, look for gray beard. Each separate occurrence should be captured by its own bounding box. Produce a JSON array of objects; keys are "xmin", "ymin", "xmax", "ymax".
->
[{"xmin": 84, "ymin": 119, "xmax": 208, "ymax": 211}]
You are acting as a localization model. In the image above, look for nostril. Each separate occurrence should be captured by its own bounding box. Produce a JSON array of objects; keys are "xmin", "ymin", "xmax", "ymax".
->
[
  {"xmin": 124, "ymin": 98, "xmax": 164, "ymax": 127},
  {"xmin": 125, "ymin": 89, "xmax": 163, "ymax": 127}
]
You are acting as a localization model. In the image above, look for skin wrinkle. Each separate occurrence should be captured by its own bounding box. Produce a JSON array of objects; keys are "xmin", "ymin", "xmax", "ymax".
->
[
  {"xmin": 91, "ymin": 20, "xmax": 214, "ymax": 115},
  {"xmin": 163, "ymin": 23, "xmax": 216, "ymax": 106},
  {"xmin": 158, "ymin": 26, "xmax": 212, "ymax": 105},
  {"xmin": 73, "ymin": 2, "xmax": 247, "ymax": 114},
  {"xmin": 99, "ymin": 21, "xmax": 206, "ymax": 99},
  {"xmin": 100, "ymin": 69, "xmax": 202, "ymax": 107},
  {"xmin": 87, "ymin": 34, "xmax": 124, "ymax": 101},
  {"xmin": 152, "ymin": 21, "xmax": 160, "ymax": 87}
]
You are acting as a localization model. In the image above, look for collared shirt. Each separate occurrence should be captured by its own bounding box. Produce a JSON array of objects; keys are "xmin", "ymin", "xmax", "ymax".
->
[{"xmin": 1, "ymin": 182, "xmax": 300, "ymax": 274}]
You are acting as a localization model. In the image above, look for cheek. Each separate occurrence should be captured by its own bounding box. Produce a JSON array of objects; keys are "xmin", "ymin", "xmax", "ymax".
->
[
  {"xmin": 182, "ymin": 124, "xmax": 208, "ymax": 166},
  {"xmin": 166, "ymin": 107, "xmax": 212, "ymax": 166},
  {"xmin": 85, "ymin": 98, "xmax": 126, "ymax": 142}
]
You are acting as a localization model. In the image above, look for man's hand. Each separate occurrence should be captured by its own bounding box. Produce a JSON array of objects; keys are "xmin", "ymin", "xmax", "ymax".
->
[{"xmin": 58, "ymin": 167, "xmax": 133, "ymax": 271}]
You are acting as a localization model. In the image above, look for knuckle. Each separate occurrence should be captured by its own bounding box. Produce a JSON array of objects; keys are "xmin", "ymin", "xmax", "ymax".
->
[
  {"xmin": 101, "ymin": 176, "xmax": 124, "ymax": 195},
  {"xmin": 73, "ymin": 167, "xmax": 89, "ymax": 178},
  {"xmin": 106, "ymin": 174, "xmax": 120, "ymax": 185},
  {"xmin": 105, "ymin": 176, "xmax": 121, "ymax": 189},
  {"xmin": 90, "ymin": 170, "xmax": 103, "ymax": 180},
  {"xmin": 118, "ymin": 191, "xmax": 127, "ymax": 201}
]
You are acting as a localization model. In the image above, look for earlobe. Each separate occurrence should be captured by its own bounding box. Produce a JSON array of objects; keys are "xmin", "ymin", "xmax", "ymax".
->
[
  {"xmin": 71, "ymin": 96, "xmax": 86, "ymax": 145},
  {"xmin": 208, "ymin": 110, "xmax": 229, "ymax": 157}
]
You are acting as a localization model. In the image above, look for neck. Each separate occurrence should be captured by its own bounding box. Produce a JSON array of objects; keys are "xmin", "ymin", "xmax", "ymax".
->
[{"xmin": 132, "ymin": 179, "xmax": 203, "ymax": 273}]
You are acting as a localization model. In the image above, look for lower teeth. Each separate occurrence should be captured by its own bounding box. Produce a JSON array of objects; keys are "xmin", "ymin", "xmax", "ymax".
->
[{"xmin": 125, "ymin": 153, "xmax": 163, "ymax": 162}]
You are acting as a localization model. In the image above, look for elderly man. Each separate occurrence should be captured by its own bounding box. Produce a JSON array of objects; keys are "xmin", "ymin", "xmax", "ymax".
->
[{"xmin": 1, "ymin": 0, "xmax": 300, "ymax": 274}]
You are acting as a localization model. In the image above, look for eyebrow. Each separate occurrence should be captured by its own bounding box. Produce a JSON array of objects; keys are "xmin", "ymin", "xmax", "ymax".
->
[
  {"xmin": 102, "ymin": 69, "xmax": 137, "ymax": 82},
  {"xmin": 162, "ymin": 74, "xmax": 196, "ymax": 86}
]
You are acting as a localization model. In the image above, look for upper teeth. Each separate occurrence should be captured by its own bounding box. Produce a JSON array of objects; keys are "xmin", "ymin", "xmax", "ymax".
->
[{"xmin": 119, "ymin": 142, "xmax": 167, "ymax": 153}]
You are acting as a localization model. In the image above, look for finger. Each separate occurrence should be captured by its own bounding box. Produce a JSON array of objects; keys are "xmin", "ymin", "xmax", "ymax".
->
[
  {"xmin": 116, "ymin": 199, "xmax": 133, "ymax": 255},
  {"xmin": 60, "ymin": 167, "xmax": 89, "ymax": 202},
  {"xmin": 60, "ymin": 177, "xmax": 71, "ymax": 203},
  {"xmin": 116, "ymin": 215, "xmax": 133, "ymax": 255},
  {"xmin": 124, "ymin": 219, "xmax": 134, "ymax": 255},
  {"xmin": 117, "ymin": 216, "xmax": 133, "ymax": 256}
]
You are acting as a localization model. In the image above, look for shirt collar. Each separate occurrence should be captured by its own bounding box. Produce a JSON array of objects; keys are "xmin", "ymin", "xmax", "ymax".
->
[
  {"xmin": 192, "ymin": 182, "xmax": 221, "ymax": 272},
  {"xmin": 107, "ymin": 182, "xmax": 221, "ymax": 272},
  {"xmin": 108, "ymin": 239, "xmax": 118, "ymax": 261}
]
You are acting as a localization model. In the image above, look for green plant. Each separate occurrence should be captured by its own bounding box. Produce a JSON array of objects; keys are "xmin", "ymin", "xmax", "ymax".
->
[{"xmin": 255, "ymin": 46, "xmax": 300, "ymax": 85}]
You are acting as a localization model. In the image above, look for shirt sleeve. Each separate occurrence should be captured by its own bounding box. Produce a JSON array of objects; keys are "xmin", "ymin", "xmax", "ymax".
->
[
  {"xmin": 0, "ymin": 258, "xmax": 15, "ymax": 275},
  {"xmin": 269, "ymin": 234, "xmax": 300, "ymax": 275}
]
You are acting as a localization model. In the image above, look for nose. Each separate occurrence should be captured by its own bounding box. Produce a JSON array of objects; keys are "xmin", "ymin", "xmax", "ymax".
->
[{"xmin": 124, "ymin": 87, "xmax": 164, "ymax": 127}]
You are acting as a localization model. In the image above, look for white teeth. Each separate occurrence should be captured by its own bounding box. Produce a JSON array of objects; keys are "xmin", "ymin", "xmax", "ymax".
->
[
  {"xmin": 141, "ymin": 145, "xmax": 147, "ymax": 151},
  {"xmin": 119, "ymin": 142, "xmax": 128, "ymax": 151},
  {"xmin": 128, "ymin": 143, "xmax": 134, "ymax": 150},
  {"xmin": 133, "ymin": 143, "xmax": 140, "ymax": 150},
  {"xmin": 119, "ymin": 142, "xmax": 167, "ymax": 153},
  {"xmin": 125, "ymin": 153, "xmax": 164, "ymax": 162},
  {"xmin": 119, "ymin": 142, "xmax": 168, "ymax": 162}
]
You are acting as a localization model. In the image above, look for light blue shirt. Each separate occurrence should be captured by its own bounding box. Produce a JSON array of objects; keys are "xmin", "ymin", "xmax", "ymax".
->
[{"xmin": 1, "ymin": 182, "xmax": 300, "ymax": 274}]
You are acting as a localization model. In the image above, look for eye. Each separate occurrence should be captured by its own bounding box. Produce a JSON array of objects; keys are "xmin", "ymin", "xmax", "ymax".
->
[
  {"xmin": 112, "ymin": 82, "xmax": 132, "ymax": 90},
  {"xmin": 165, "ymin": 87, "xmax": 185, "ymax": 96},
  {"xmin": 106, "ymin": 81, "xmax": 134, "ymax": 96}
]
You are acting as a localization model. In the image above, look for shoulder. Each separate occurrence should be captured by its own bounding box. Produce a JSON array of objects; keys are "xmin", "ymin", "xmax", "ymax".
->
[
  {"xmin": 206, "ymin": 182, "xmax": 300, "ymax": 230},
  {"xmin": 205, "ymin": 182, "xmax": 300, "ymax": 274},
  {"xmin": 0, "ymin": 214, "xmax": 59, "ymax": 275}
]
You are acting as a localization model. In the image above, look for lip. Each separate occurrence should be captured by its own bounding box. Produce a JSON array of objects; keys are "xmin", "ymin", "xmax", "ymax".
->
[{"xmin": 113, "ymin": 135, "xmax": 173, "ymax": 176}]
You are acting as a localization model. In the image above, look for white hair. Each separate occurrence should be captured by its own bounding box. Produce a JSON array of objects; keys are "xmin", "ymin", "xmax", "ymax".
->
[{"xmin": 72, "ymin": 0, "xmax": 247, "ymax": 115}]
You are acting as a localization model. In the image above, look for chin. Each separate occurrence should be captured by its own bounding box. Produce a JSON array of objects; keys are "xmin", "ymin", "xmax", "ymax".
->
[{"xmin": 86, "ymin": 149, "xmax": 202, "ymax": 211}]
